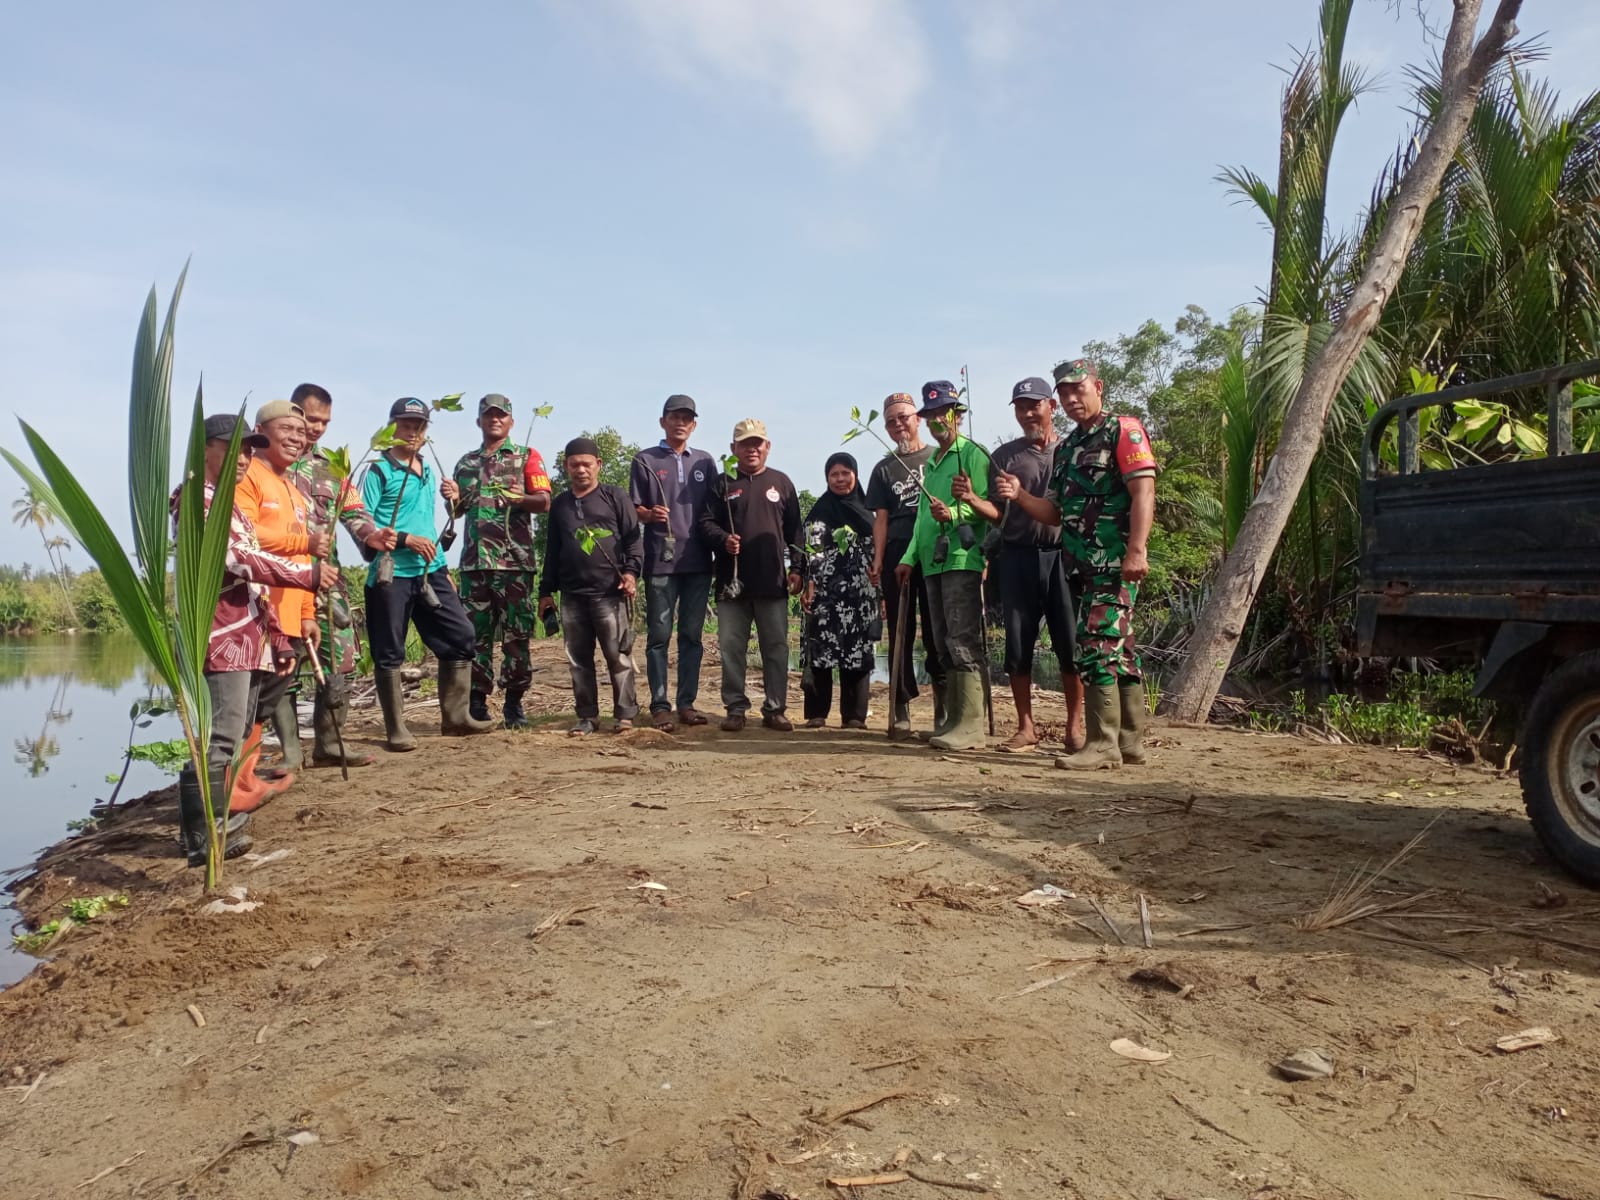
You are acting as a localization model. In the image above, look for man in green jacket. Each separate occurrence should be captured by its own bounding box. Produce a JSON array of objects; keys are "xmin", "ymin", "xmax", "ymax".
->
[{"xmin": 894, "ymin": 380, "xmax": 992, "ymax": 751}]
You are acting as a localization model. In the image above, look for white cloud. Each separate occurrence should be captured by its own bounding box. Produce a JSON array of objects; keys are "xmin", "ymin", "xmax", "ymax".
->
[
  {"xmin": 961, "ymin": 0, "xmax": 1034, "ymax": 68},
  {"xmin": 599, "ymin": 0, "xmax": 930, "ymax": 163}
]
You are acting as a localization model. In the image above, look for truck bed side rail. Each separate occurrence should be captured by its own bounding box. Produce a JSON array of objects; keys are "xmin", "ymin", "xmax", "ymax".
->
[{"xmin": 1362, "ymin": 358, "xmax": 1600, "ymax": 481}]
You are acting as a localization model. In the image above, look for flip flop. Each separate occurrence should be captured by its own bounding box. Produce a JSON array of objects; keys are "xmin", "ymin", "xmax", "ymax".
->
[{"xmin": 998, "ymin": 733, "xmax": 1039, "ymax": 753}]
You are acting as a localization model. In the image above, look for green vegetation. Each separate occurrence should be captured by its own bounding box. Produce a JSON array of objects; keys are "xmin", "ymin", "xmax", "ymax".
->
[
  {"xmin": 12, "ymin": 893, "xmax": 129, "ymax": 955},
  {"xmin": 1240, "ymin": 669, "xmax": 1495, "ymax": 750},
  {"xmin": 1078, "ymin": 6, "xmax": 1598, "ymax": 691},
  {"xmin": 550, "ymin": 426, "xmax": 643, "ymax": 493},
  {"xmin": 0, "ymin": 566, "xmax": 126, "ymax": 634}
]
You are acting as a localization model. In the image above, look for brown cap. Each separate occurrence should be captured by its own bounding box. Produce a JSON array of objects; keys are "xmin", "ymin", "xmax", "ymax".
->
[
  {"xmin": 255, "ymin": 398, "xmax": 303, "ymax": 425},
  {"xmin": 731, "ymin": 418, "xmax": 768, "ymax": 442}
]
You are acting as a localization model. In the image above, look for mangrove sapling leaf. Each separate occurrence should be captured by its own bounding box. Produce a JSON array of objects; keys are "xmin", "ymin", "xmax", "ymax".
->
[
  {"xmin": 431, "ymin": 393, "xmax": 465, "ymax": 413},
  {"xmin": 128, "ymin": 737, "xmax": 191, "ymax": 774},
  {"xmin": 531, "ymin": 404, "xmax": 555, "ymax": 420},
  {"xmin": 574, "ymin": 526, "xmax": 613, "ymax": 556}
]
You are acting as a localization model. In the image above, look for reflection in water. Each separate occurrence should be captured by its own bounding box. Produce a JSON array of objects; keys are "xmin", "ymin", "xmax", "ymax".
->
[
  {"xmin": 1, "ymin": 635, "xmax": 178, "ymax": 987},
  {"xmin": 0, "ymin": 634, "xmax": 154, "ymax": 690},
  {"xmin": 12, "ymin": 675, "xmax": 71, "ymax": 777}
]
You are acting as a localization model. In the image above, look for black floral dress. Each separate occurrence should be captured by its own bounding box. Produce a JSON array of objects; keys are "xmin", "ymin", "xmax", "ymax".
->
[{"xmin": 803, "ymin": 521, "xmax": 878, "ymax": 672}]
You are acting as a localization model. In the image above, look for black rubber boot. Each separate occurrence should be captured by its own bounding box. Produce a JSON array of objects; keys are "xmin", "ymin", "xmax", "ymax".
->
[
  {"xmin": 470, "ymin": 688, "xmax": 491, "ymax": 724},
  {"xmin": 502, "ymin": 687, "xmax": 529, "ymax": 730},
  {"xmin": 178, "ymin": 766, "xmax": 253, "ymax": 868}
]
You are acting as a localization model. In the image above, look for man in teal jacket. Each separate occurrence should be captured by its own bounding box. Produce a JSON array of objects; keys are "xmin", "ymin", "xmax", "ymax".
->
[
  {"xmin": 361, "ymin": 397, "xmax": 494, "ymax": 752},
  {"xmin": 894, "ymin": 380, "xmax": 992, "ymax": 750}
]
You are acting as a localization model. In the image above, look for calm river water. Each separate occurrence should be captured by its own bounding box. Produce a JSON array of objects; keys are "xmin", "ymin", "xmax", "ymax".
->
[{"xmin": 0, "ymin": 635, "xmax": 179, "ymax": 986}]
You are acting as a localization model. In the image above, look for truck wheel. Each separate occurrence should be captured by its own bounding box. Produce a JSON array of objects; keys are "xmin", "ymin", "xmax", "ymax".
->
[{"xmin": 1521, "ymin": 650, "xmax": 1600, "ymax": 885}]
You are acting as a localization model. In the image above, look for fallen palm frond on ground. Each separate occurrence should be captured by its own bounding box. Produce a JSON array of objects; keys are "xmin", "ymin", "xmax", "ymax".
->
[{"xmin": 1293, "ymin": 817, "xmax": 1439, "ymax": 932}]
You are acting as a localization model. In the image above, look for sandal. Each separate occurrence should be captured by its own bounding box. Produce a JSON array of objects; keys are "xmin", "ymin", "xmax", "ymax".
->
[
  {"xmin": 653, "ymin": 712, "xmax": 676, "ymax": 732},
  {"xmin": 569, "ymin": 718, "xmax": 598, "ymax": 737},
  {"xmin": 614, "ymin": 718, "xmax": 634, "ymax": 733},
  {"xmin": 676, "ymin": 708, "xmax": 709, "ymax": 727},
  {"xmin": 999, "ymin": 729, "xmax": 1039, "ymax": 753}
]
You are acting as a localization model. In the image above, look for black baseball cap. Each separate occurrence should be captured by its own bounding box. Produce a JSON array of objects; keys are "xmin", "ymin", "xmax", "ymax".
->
[
  {"xmin": 663, "ymin": 394, "xmax": 697, "ymax": 416},
  {"xmin": 203, "ymin": 414, "xmax": 269, "ymax": 449},
  {"xmin": 1011, "ymin": 377, "xmax": 1053, "ymax": 404},
  {"xmin": 389, "ymin": 396, "xmax": 430, "ymax": 422},
  {"xmin": 478, "ymin": 393, "xmax": 513, "ymax": 416},
  {"xmin": 917, "ymin": 379, "xmax": 964, "ymax": 416}
]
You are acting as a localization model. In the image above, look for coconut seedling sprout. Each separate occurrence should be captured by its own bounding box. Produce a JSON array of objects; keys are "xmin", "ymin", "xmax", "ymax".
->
[{"xmin": 1, "ymin": 264, "xmax": 252, "ymax": 886}]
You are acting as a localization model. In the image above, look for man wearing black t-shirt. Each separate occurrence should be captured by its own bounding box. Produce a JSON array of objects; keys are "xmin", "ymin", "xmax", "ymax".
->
[
  {"xmin": 698, "ymin": 419, "xmax": 803, "ymax": 732},
  {"xmin": 967, "ymin": 378, "xmax": 1085, "ymax": 752},
  {"xmin": 865, "ymin": 393, "xmax": 943, "ymax": 740}
]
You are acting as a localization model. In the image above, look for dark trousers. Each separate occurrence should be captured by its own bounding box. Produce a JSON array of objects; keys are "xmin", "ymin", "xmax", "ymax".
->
[
  {"xmin": 364, "ymin": 570, "xmax": 477, "ymax": 670},
  {"xmin": 883, "ymin": 538, "xmax": 944, "ymax": 706},
  {"xmin": 253, "ymin": 639, "xmax": 305, "ymax": 725},
  {"xmin": 993, "ymin": 545, "xmax": 1077, "ymax": 677},
  {"xmin": 561, "ymin": 593, "xmax": 640, "ymax": 719},
  {"xmin": 802, "ymin": 666, "xmax": 871, "ymax": 724}
]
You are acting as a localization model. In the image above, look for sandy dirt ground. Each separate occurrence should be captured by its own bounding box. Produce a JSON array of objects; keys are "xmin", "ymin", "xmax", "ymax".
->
[{"xmin": 3, "ymin": 639, "xmax": 1597, "ymax": 1200}]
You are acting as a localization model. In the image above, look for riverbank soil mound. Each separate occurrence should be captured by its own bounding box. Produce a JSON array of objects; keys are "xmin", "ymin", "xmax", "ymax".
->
[{"xmin": 3, "ymin": 642, "xmax": 1595, "ymax": 1199}]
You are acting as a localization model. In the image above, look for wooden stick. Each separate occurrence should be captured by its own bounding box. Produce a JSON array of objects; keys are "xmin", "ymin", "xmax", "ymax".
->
[
  {"xmin": 826, "ymin": 1172, "xmax": 908, "ymax": 1188},
  {"xmin": 75, "ymin": 1151, "xmax": 145, "ymax": 1190},
  {"xmin": 1138, "ymin": 894, "xmax": 1153, "ymax": 948},
  {"xmin": 860, "ymin": 1054, "xmax": 919, "ymax": 1072},
  {"xmin": 186, "ymin": 1004, "xmax": 206, "ymax": 1028},
  {"xmin": 812, "ymin": 1089, "xmax": 912, "ymax": 1126},
  {"xmin": 13, "ymin": 1071, "xmax": 45, "ymax": 1103},
  {"xmin": 1089, "ymin": 897, "xmax": 1127, "ymax": 945}
]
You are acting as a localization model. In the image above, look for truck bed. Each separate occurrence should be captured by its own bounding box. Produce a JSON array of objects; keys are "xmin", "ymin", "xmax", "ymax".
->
[{"xmin": 1357, "ymin": 452, "xmax": 1600, "ymax": 656}]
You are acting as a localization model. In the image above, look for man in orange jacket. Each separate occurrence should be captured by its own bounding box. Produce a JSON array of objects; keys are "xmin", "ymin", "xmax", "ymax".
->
[{"xmin": 233, "ymin": 398, "xmax": 330, "ymax": 809}]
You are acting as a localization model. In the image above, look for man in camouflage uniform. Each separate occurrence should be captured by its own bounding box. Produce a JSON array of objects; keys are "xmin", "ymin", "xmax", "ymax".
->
[
  {"xmin": 996, "ymin": 358, "xmax": 1156, "ymax": 769},
  {"xmin": 451, "ymin": 394, "xmax": 553, "ymax": 728},
  {"xmin": 289, "ymin": 383, "xmax": 398, "ymax": 768}
]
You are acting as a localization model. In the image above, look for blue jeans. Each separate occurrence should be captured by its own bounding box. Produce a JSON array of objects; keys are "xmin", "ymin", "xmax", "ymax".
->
[{"xmin": 643, "ymin": 572, "xmax": 711, "ymax": 713}]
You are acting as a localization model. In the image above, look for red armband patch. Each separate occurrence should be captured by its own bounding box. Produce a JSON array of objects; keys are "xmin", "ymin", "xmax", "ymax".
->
[
  {"xmin": 1115, "ymin": 416, "xmax": 1157, "ymax": 475},
  {"xmin": 524, "ymin": 449, "xmax": 552, "ymax": 494}
]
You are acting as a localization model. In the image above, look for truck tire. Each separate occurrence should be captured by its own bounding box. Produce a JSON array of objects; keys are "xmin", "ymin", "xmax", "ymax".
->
[{"xmin": 1521, "ymin": 650, "xmax": 1600, "ymax": 885}]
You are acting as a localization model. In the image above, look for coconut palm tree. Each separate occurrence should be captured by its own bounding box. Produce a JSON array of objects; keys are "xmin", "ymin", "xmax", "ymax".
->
[
  {"xmin": 12, "ymin": 485, "xmax": 80, "ymax": 627},
  {"xmin": 1363, "ymin": 60, "xmax": 1600, "ymax": 394},
  {"xmin": 1213, "ymin": 0, "xmax": 1391, "ymax": 664}
]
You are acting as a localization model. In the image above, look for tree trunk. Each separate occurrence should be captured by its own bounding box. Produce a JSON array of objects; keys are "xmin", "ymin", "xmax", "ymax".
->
[{"xmin": 1162, "ymin": 0, "xmax": 1524, "ymax": 725}]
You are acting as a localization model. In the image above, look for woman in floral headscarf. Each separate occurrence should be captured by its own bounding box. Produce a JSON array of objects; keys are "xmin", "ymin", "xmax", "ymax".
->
[{"xmin": 800, "ymin": 452, "xmax": 879, "ymax": 728}]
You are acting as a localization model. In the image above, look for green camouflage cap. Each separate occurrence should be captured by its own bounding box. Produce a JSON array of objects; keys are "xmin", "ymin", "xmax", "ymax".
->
[
  {"xmin": 1052, "ymin": 358, "xmax": 1096, "ymax": 385},
  {"xmin": 478, "ymin": 393, "xmax": 513, "ymax": 416}
]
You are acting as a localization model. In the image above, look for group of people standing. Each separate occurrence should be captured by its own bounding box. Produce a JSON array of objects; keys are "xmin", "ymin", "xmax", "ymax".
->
[{"xmin": 174, "ymin": 359, "xmax": 1157, "ymax": 867}]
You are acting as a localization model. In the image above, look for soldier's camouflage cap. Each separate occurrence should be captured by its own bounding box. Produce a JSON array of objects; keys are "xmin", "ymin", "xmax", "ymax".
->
[
  {"xmin": 478, "ymin": 393, "xmax": 513, "ymax": 416},
  {"xmin": 1052, "ymin": 358, "xmax": 1097, "ymax": 385}
]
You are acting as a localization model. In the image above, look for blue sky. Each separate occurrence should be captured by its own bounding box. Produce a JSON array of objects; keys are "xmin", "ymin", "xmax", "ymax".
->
[{"xmin": 2, "ymin": 0, "xmax": 1596, "ymax": 568}]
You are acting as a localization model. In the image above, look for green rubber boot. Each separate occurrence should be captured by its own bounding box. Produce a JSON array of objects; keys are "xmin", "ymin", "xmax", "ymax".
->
[
  {"xmin": 929, "ymin": 671, "xmax": 986, "ymax": 751},
  {"xmin": 1118, "ymin": 682, "xmax": 1148, "ymax": 765},
  {"xmin": 1055, "ymin": 684, "xmax": 1122, "ymax": 770}
]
